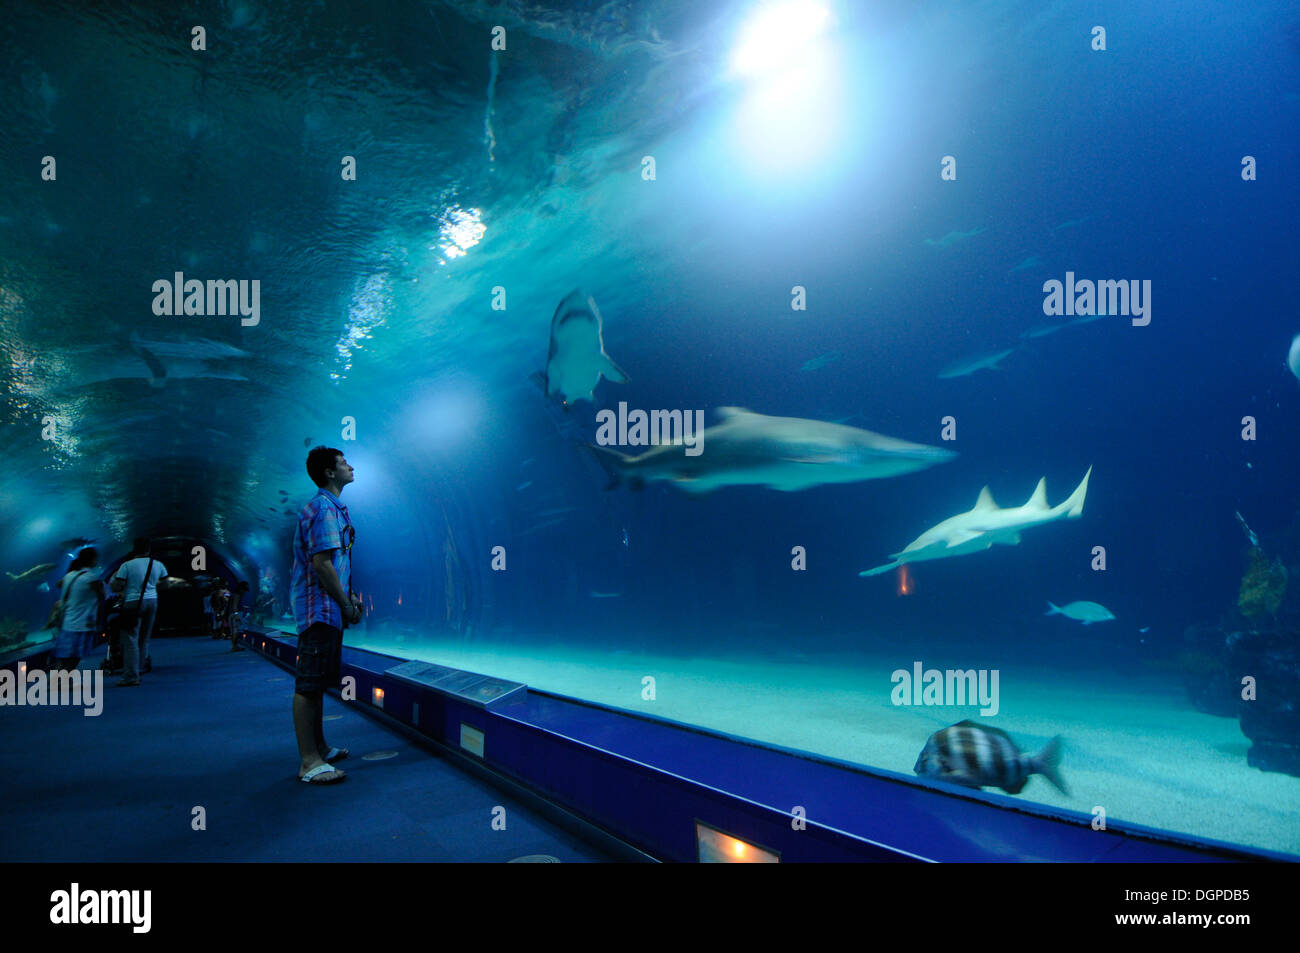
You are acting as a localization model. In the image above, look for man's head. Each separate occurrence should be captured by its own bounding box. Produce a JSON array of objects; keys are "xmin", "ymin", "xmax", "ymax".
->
[
  {"xmin": 133, "ymin": 536, "xmax": 151, "ymax": 557},
  {"xmin": 306, "ymin": 445, "xmax": 354, "ymax": 490}
]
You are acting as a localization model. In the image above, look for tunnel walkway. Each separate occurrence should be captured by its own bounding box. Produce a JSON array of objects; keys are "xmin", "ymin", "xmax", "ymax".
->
[{"xmin": 0, "ymin": 635, "xmax": 625, "ymax": 862}]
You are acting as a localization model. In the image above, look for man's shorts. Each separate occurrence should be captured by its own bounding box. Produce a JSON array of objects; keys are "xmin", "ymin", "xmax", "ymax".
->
[{"xmin": 295, "ymin": 622, "xmax": 343, "ymax": 695}]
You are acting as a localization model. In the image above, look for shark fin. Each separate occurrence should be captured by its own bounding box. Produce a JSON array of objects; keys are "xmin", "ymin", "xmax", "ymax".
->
[
  {"xmin": 582, "ymin": 444, "xmax": 633, "ymax": 491},
  {"xmin": 859, "ymin": 561, "xmax": 901, "ymax": 577},
  {"xmin": 1062, "ymin": 466, "xmax": 1092, "ymax": 518},
  {"xmin": 715, "ymin": 407, "xmax": 754, "ymax": 419},
  {"xmin": 945, "ymin": 530, "xmax": 983, "ymax": 548},
  {"xmin": 600, "ymin": 352, "xmax": 629, "ymax": 384},
  {"xmin": 1026, "ymin": 478, "xmax": 1048, "ymax": 510},
  {"xmin": 974, "ymin": 486, "xmax": 998, "ymax": 510}
]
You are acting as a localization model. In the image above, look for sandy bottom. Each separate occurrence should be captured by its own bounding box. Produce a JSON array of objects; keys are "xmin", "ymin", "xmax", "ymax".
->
[{"xmin": 336, "ymin": 627, "xmax": 1299, "ymax": 856}]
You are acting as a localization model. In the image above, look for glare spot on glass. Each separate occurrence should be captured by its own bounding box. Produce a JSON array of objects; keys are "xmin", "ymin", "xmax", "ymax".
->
[
  {"xmin": 333, "ymin": 272, "xmax": 391, "ymax": 379},
  {"xmin": 436, "ymin": 206, "xmax": 486, "ymax": 261}
]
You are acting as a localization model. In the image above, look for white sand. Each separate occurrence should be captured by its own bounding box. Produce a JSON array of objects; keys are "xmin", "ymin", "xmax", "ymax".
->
[{"xmin": 341, "ymin": 628, "xmax": 1300, "ymax": 856}]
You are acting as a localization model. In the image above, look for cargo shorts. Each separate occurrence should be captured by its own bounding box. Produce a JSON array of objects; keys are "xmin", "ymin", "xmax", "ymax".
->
[{"xmin": 295, "ymin": 622, "xmax": 343, "ymax": 695}]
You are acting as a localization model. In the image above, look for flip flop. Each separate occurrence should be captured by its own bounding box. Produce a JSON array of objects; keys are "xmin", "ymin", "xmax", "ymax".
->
[
  {"xmin": 300, "ymin": 763, "xmax": 345, "ymax": 784},
  {"xmin": 325, "ymin": 747, "xmax": 349, "ymax": 763}
]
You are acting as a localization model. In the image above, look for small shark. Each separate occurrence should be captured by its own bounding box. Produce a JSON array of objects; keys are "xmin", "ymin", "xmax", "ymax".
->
[
  {"xmin": 937, "ymin": 347, "xmax": 1016, "ymax": 379},
  {"xmin": 7, "ymin": 562, "xmax": 56, "ymax": 582},
  {"xmin": 532, "ymin": 289, "xmax": 628, "ymax": 407},
  {"xmin": 924, "ymin": 227, "xmax": 985, "ymax": 248},
  {"xmin": 586, "ymin": 407, "xmax": 956, "ymax": 493},
  {"xmin": 1052, "ymin": 217, "xmax": 1090, "ymax": 232},
  {"xmin": 859, "ymin": 467, "xmax": 1093, "ymax": 576},
  {"xmin": 1009, "ymin": 256, "xmax": 1044, "ymax": 273},
  {"xmin": 1045, "ymin": 600, "xmax": 1115, "ymax": 625},
  {"xmin": 800, "ymin": 350, "xmax": 842, "ymax": 372}
]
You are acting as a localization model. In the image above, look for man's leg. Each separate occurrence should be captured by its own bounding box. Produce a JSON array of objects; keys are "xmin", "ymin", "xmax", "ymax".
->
[
  {"xmin": 139, "ymin": 600, "xmax": 157, "ymax": 672},
  {"xmin": 120, "ymin": 614, "xmax": 140, "ymax": 683},
  {"xmin": 294, "ymin": 691, "xmax": 327, "ymax": 773},
  {"xmin": 293, "ymin": 623, "xmax": 343, "ymax": 780}
]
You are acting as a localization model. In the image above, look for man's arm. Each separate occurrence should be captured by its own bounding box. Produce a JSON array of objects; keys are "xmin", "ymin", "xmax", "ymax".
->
[{"xmin": 311, "ymin": 551, "xmax": 358, "ymax": 621}]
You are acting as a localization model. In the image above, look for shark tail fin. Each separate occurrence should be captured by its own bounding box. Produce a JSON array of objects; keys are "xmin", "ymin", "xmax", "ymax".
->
[
  {"xmin": 1062, "ymin": 465, "xmax": 1092, "ymax": 518},
  {"xmin": 600, "ymin": 352, "xmax": 629, "ymax": 384},
  {"xmin": 583, "ymin": 444, "xmax": 634, "ymax": 491},
  {"xmin": 1045, "ymin": 601, "xmax": 1062, "ymax": 616},
  {"xmin": 1033, "ymin": 736, "xmax": 1068, "ymax": 795},
  {"xmin": 859, "ymin": 561, "xmax": 901, "ymax": 578}
]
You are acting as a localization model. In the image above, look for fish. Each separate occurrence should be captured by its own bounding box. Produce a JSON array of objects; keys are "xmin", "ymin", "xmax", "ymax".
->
[
  {"xmin": 1045, "ymin": 600, "xmax": 1115, "ymax": 625},
  {"xmin": 937, "ymin": 347, "xmax": 1016, "ymax": 379},
  {"xmin": 1009, "ymin": 256, "xmax": 1044, "ymax": 273},
  {"xmin": 58, "ymin": 536, "xmax": 96, "ymax": 550},
  {"xmin": 37, "ymin": 582, "xmax": 50, "ymax": 593},
  {"xmin": 1052, "ymin": 217, "xmax": 1090, "ymax": 232},
  {"xmin": 800, "ymin": 350, "xmax": 842, "ymax": 372},
  {"xmin": 585, "ymin": 407, "xmax": 956, "ymax": 494},
  {"xmin": 914, "ymin": 720, "xmax": 1067, "ymax": 795},
  {"xmin": 7, "ymin": 562, "xmax": 57, "ymax": 582},
  {"xmin": 532, "ymin": 289, "xmax": 628, "ymax": 407},
  {"xmin": 859, "ymin": 467, "xmax": 1092, "ymax": 576},
  {"xmin": 589, "ymin": 591, "xmax": 621, "ymax": 598},
  {"xmin": 1289, "ymin": 334, "xmax": 1300, "ymax": 382},
  {"xmin": 923, "ymin": 227, "xmax": 985, "ymax": 248},
  {"xmin": 515, "ymin": 481, "xmax": 533, "ymax": 491}
]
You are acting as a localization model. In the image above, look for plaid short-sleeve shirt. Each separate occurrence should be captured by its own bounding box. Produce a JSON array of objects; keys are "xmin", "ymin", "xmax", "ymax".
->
[{"xmin": 291, "ymin": 488, "xmax": 353, "ymax": 634}]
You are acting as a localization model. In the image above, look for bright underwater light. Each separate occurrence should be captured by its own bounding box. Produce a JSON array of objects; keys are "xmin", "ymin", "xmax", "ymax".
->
[
  {"xmin": 730, "ymin": 0, "xmax": 832, "ymax": 78},
  {"xmin": 725, "ymin": 1, "xmax": 843, "ymax": 176}
]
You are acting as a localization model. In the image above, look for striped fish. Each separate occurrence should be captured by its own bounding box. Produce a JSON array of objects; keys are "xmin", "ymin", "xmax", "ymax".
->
[{"xmin": 914, "ymin": 720, "xmax": 1068, "ymax": 796}]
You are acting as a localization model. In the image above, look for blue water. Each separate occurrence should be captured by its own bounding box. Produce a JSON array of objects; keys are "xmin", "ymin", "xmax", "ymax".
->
[{"xmin": 1, "ymin": 1, "xmax": 1298, "ymax": 852}]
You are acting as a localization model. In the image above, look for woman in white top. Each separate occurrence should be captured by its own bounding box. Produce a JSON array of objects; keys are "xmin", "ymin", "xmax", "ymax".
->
[{"xmin": 53, "ymin": 547, "xmax": 105, "ymax": 671}]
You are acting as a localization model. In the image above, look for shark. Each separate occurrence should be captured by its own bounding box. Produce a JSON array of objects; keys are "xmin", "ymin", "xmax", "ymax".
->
[
  {"xmin": 1009, "ymin": 256, "xmax": 1044, "ymax": 273},
  {"xmin": 531, "ymin": 289, "xmax": 628, "ymax": 407},
  {"xmin": 7, "ymin": 562, "xmax": 56, "ymax": 583},
  {"xmin": 1288, "ymin": 333, "xmax": 1300, "ymax": 382},
  {"xmin": 585, "ymin": 407, "xmax": 956, "ymax": 493},
  {"xmin": 858, "ymin": 467, "xmax": 1093, "ymax": 576},
  {"xmin": 937, "ymin": 347, "xmax": 1016, "ymax": 379},
  {"xmin": 924, "ymin": 227, "xmax": 985, "ymax": 248}
]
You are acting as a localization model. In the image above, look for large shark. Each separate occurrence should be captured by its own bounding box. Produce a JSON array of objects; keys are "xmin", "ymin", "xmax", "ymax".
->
[
  {"xmin": 937, "ymin": 347, "xmax": 1016, "ymax": 379},
  {"xmin": 532, "ymin": 289, "xmax": 628, "ymax": 407},
  {"xmin": 586, "ymin": 407, "xmax": 956, "ymax": 493},
  {"xmin": 859, "ymin": 467, "xmax": 1093, "ymax": 576}
]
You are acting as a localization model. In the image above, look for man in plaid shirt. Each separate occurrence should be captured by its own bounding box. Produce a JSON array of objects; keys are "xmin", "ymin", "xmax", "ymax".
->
[{"xmin": 291, "ymin": 446, "xmax": 363, "ymax": 785}]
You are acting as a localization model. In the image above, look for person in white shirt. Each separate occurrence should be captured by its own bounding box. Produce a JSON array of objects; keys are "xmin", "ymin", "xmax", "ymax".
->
[
  {"xmin": 110, "ymin": 537, "xmax": 168, "ymax": 687},
  {"xmin": 53, "ymin": 547, "xmax": 105, "ymax": 672}
]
